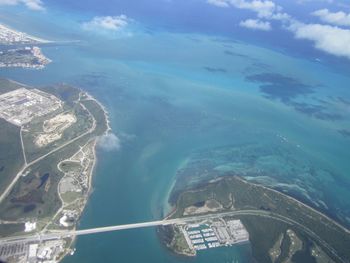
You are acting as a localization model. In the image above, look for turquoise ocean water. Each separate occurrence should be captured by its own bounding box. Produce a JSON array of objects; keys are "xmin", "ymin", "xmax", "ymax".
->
[{"xmin": 0, "ymin": 4, "xmax": 350, "ymax": 262}]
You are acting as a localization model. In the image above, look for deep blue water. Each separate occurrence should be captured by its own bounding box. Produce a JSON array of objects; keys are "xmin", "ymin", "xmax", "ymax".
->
[{"xmin": 0, "ymin": 1, "xmax": 350, "ymax": 262}]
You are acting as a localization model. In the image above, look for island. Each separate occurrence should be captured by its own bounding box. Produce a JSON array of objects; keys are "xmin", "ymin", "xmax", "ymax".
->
[
  {"xmin": 0, "ymin": 47, "xmax": 51, "ymax": 69},
  {"xmin": 0, "ymin": 24, "xmax": 51, "ymax": 69},
  {"xmin": 0, "ymin": 78, "xmax": 110, "ymax": 262},
  {"xmin": 159, "ymin": 165, "xmax": 350, "ymax": 263}
]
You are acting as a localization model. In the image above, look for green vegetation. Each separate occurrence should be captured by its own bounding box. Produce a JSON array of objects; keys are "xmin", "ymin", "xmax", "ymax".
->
[
  {"xmin": 0, "ymin": 150, "xmax": 65, "ymax": 220},
  {"xmin": 22, "ymin": 102, "xmax": 93, "ymax": 163},
  {"xmin": 18, "ymin": 83, "xmax": 93, "ymax": 163},
  {"xmin": 61, "ymin": 192, "xmax": 81, "ymax": 204},
  {"xmin": 0, "ymin": 119, "xmax": 24, "ymax": 194},
  {"xmin": 0, "ymin": 79, "xmax": 27, "ymax": 194},
  {"xmin": 0, "ymin": 103, "xmax": 106, "ymax": 221},
  {"xmin": 171, "ymin": 227, "xmax": 194, "ymax": 256},
  {"xmin": 166, "ymin": 176, "xmax": 350, "ymax": 263},
  {"xmin": 59, "ymin": 161, "xmax": 81, "ymax": 173},
  {"xmin": 158, "ymin": 225, "xmax": 195, "ymax": 257},
  {"xmin": 0, "ymin": 79, "xmax": 26, "ymax": 95},
  {"xmin": 80, "ymin": 98, "xmax": 109, "ymax": 136},
  {"xmin": 0, "ymin": 48, "xmax": 49, "ymax": 68},
  {"xmin": 239, "ymin": 215, "xmax": 290, "ymax": 263},
  {"xmin": 39, "ymin": 84, "xmax": 80, "ymax": 106},
  {"xmin": 0, "ymin": 81, "xmax": 108, "ymax": 233},
  {"xmin": 0, "ymin": 223, "xmax": 24, "ymax": 238}
]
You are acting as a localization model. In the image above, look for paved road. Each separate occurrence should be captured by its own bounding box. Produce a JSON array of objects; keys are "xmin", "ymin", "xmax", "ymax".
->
[
  {"xmin": 0, "ymin": 98, "xmax": 96, "ymax": 204},
  {"xmin": 20, "ymin": 126, "xmax": 27, "ymax": 165},
  {"xmin": 0, "ymin": 210, "xmax": 345, "ymax": 263},
  {"xmin": 0, "ymin": 210, "xmax": 266, "ymax": 244}
]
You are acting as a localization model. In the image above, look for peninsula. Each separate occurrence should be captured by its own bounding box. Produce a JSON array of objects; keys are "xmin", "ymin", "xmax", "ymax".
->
[
  {"xmin": 159, "ymin": 175, "xmax": 350, "ymax": 263},
  {"xmin": 0, "ymin": 24, "xmax": 49, "ymax": 45},
  {"xmin": 0, "ymin": 24, "xmax": 52, "ymax": 69},
  {"xmin": 0, "ymin": 78, "xmax": 110, "ymax": 262}
]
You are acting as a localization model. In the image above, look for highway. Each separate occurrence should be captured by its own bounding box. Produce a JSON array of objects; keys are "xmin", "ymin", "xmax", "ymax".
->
[
  {"xmin": 0, "ymin": 209, "xmax": 346, "ymax": 263},
  {"xmin": 0, "ymin": 97, "xmax": 97, "ymax": 204},
  {"xmin": 20, "ymin": 126, "xmax": 27, "ymax": 165},
  {"xmin": 0, "ymin": 210, "xmax": 269, "ymax": 244}
]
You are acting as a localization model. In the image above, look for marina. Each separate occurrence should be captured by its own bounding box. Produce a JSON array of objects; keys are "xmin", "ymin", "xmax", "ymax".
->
[{"xmin": 182, "ymin": 219, "xmax": 249, "ymax": 253}]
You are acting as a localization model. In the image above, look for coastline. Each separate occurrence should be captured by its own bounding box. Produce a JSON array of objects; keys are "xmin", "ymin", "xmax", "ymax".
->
[
  {"xmin": 84, "ymin": 91, "xmax": 112, "ymax": 133},
  {"xmin": 235, "ymin": 177, "xmax": 350, "ymax": 234},
  {"xmin": 67, "ymin": 93, "xmax": 111, "ymax": 259},
  {"xmin": 0, "ymin": 22, "xmax": 52, "ymax": 44},
  {"xmin": 162, "ymin": 175, "xmax": 350, "ymax": 262},
  {"xmin": 54, "ymin": 138, "xmax": 98, "ymax": 262},
  {"xmin": 0, "ymin": 46, "xmax": 52, "ymax": 70},
  {"xmin": 0, "ymin": 79, "xmax": 111, "ymax": 262},
  {"xmin": 167, "ymin": 173, "xmax": 350, "ymax": 233},
  {"xmin": 53, "ymin": 92, "xmax": 110, "ymax": 262},
  {"xmin": 62, "ymin": 94, "xmax": 111, "ymax": 261}
]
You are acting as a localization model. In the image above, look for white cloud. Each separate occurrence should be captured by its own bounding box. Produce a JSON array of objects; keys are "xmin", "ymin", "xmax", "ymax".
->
[
  {"xmin": 270, "ymin": 12, "xmax": 291, "ymax": 21},
  {"xmin": 239, "ymin": 19, "xmax": 271, "ymax": 30},
  {"xmin": 232, "ymin": 0, "xmax": 278, "ymax": 18},
  {"xmin": 289, "ymin": 21, "xmax": 350, "ymax": 59},
  {"xmin": 97, "ymin": 133, "xmax": 121, "ymax": 151},
  {"xmin": 312, "ymin": 9, "xmax": 350, "ymax": 27},
  {"xmin": 23, "ymin": 0, "xmax": 44, "ymax": 10},
  {"xmin": 297, "ymin": 0, "xmax": 333, "ymax": 4},
  {"xmin": 0, "ymin": 0, "xmax": 17, "ymax": 4},
  {"xmin": 82, "ymin": 15, "xmax": 129, "ymax": 32},
  {"xmin": 207, "ymin": 0, "xmax": 350, "ymax": 60},
  {"xmin": 207, "ymin": 0, "xmax": 282, "ymax": 19},
  {"xmin": 0, "ymin": 0, "xmax": 45, "ymax": 10},
  {"xmin": 207, "ymin": 0, "xmax": 291, "ymax": 28},
  {"xmin": 207, "ymin": 0, "xmax": 230, "ymax": 7}
]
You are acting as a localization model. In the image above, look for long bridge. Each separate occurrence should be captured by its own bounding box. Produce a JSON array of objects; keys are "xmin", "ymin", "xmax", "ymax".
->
[
  {"xmin": 0, "ymin": 210, "xmax": 274, "ymax": 245},
  {"xmin": 0, "ymin": 210, "xmax": 346, "ymax": 263},
  {"xmin": 0, "ymin": 210, "xmax": 242, "ymax": 244}
]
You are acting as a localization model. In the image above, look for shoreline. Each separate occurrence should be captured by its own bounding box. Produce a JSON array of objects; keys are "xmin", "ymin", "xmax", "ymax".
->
[
  {"xmin": 166, "ymin": 175, "xmax": 350, "ymax": 234},
  {"xmin": 235, "ymin": 176, "xmax": 350, "ymax": 234},
  {"xmin": 0, "ymin": 80, "xmax": 111, "ymax": 263},
  {"xmin": 54, "ymin": 138, "xmax": 99, "ymax": 262},
  {"xmin": 84, "ymin": 91, "xmax": 112, "ymax": 134},
  {"xmin": 52, "ymin": 90, "xmax": 110, "ymax": 262},
  {"xmin": 60, "ymin": 93, "xmax": 110, "ymax": 261},
  {"xmin": 162, "ymin": 175, "xmax": 350, "ymax": 261},
  {"xmin": 0, "ymin": 23, "xmax": 52, "ymax": 44},
  {"xmin": 0, "ymin": 46, "xmax": 52, "ymax": 70},
  {"xmin": 8, "ymin": 78, "xmax": 31, "ymax": 88}
]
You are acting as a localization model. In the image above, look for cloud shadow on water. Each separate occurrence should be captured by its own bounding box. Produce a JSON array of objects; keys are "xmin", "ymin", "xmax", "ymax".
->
[
  {"xmin": 290, "ymin": 102, "xmax": 344, "ymax": 121},
  {"xmin": 245, "ymin": 73, "xmax": 314, "ymax": 103},
  {"xmin": 203, "ymin": 66, "xmax": 227, "ymax": 74},
  {"xmin": 224, "ymin": 50, "xmax": 250, "ymax": 59},
  {"xmin": 338, "ymin": 129, "xmax": 350, "ymax": 138},
  {"xmin": 244, "ymin": 73, "xmax": 346, "ymax": 122}
]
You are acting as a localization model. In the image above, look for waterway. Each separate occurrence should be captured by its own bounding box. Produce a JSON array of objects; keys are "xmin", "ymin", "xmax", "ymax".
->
[{"xmin": 0, "ymin": 2, "xmax": 350, "ymax": 262}]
